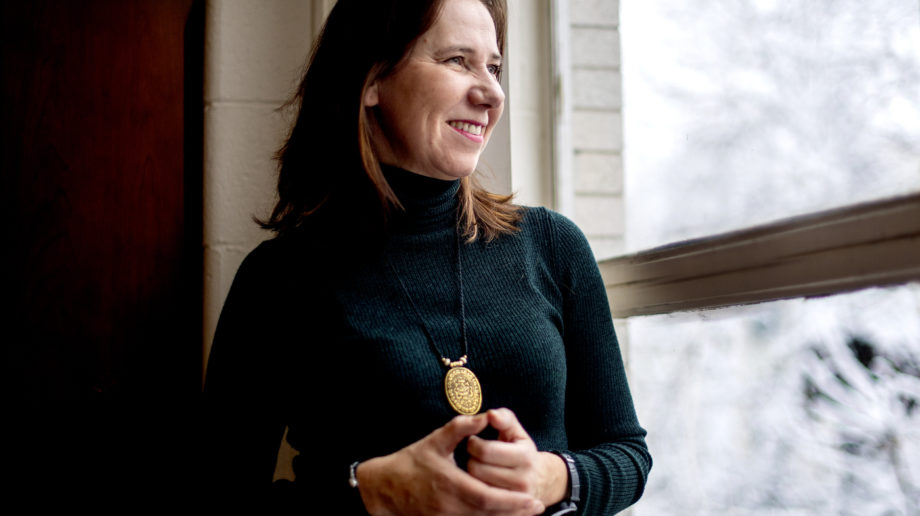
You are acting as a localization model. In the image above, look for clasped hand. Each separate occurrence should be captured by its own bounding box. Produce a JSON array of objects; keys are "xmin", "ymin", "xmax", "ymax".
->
[{"xmin": 357, "ymin": 408, "xmax": 567, "ymax": 516}]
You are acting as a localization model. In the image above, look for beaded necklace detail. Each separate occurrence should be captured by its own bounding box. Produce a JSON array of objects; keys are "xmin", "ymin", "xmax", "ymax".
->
[{"xmin": 388, "ymin": 229, "xmax": 482, "ymax": 415}]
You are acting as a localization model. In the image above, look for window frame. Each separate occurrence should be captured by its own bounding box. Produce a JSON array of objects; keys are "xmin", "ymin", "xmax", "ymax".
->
[{"xmin": 599, "ymin": 192, "xmax": 920, "ymax": 318}]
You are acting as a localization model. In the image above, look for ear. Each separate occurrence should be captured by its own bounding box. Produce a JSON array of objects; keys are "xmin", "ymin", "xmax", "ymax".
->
[{"xmin": 363, "ymin": 81, "xmax": 380, "ymax": 107}]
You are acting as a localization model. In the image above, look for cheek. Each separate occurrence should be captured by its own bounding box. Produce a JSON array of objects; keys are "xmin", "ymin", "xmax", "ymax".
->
[
  {"xmin": 492, "ymin": 102, "xmax": 505, "ymax": 124},
  {"xmin": 483, "ymin": 107, "xmax": 504, "ymax": 141},
  {"xmin": 381, "ymin": 101, "xmax": 421, "ymax": 141}
]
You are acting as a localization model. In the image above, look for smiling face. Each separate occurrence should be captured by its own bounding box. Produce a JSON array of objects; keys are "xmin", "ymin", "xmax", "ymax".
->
[{"xmin": 363, "ymin": 0, "xmax": 505, "ymax": 181}]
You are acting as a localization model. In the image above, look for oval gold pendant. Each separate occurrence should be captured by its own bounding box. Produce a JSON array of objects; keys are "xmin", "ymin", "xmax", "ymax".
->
[{"xmin": 444, "ymin": 366, "xmax": 482, "ymax": 415}]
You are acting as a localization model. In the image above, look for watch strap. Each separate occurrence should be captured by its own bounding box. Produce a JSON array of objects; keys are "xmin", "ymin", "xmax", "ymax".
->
[{"xmin": 548, "ymin": 451, "xmax": 580, "ymax": 515}]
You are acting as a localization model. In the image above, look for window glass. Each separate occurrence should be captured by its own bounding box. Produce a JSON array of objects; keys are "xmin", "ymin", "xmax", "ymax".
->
[
  {"xmin": 621, "ymin": 0, "xmax": 920, "ymax": 250},
  {"xmin": 627, "ymin": 284, "xmax": 920, "ymax": 515}
]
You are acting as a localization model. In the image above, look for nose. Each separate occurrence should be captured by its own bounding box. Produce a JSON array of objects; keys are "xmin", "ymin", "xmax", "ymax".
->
[{"xmin": 469, "ymin": 74, "xmax": 505, "ymax": 110}]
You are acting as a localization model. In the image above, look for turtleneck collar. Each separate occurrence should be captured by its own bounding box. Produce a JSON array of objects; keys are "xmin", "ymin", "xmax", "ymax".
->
[{"xmin": 383, "ymin": 165, "xmax": 461, "ymax": 233}]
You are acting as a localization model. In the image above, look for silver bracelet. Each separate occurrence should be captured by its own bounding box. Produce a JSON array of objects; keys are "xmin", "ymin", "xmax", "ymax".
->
[{"xmin": 348, "ymin": 461, "xmax": 360, "ymax": 488}]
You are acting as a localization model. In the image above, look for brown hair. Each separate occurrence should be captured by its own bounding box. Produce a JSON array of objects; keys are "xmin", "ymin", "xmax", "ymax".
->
[{"xmin": 262, "ymin": 0, "xmax": 519, "ymax": 242}]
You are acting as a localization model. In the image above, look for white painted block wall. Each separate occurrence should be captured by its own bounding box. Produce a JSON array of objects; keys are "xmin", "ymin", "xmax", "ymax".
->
[
  {"xmin": 202, "ymin": 0, "xmax": 315, "ymax": 365},
  {"xmin": 568, "ymin": 0, "xmax": 625, "ymax": 260}
]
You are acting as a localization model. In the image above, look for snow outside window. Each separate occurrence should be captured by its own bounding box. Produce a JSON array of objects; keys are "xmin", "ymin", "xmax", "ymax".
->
[{"xmin": 619, "ymin": 1, "xmax": 920, "ymax": 514}]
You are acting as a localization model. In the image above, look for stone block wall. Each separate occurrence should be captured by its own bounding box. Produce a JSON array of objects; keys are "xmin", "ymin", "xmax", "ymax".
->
[
  {"xmin": 202, "ymin": 0, "xmax": 316, "ymax": 363},
  {"xmin": 568, "ymin": 0, "xmax": 625, "ymax": 260}
]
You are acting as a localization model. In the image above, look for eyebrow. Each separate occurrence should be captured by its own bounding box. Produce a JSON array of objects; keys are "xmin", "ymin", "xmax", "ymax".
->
[{"xmin": 439, "ymin": 45, "xmax": 502, "ymax": 62}]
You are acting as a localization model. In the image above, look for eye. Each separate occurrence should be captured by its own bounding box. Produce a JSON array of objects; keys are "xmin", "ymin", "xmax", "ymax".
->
[
  {"xmin": 487, "ymin": 64, "xmax": 502, "ymax": 78},
  {"xmin": 446, "ymin": 56, "xmax": 465, "ymax": 66}
]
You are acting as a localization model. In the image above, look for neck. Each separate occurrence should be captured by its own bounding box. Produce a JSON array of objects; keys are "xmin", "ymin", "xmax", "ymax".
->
[{"xmin": 383, "ymin": 165, "xmax": 461, "ymax": 233}]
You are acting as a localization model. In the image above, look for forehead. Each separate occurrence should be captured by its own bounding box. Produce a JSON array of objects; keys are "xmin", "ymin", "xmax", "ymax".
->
[{"xmin": 414, "ymin": 0, "xmax": 500, "ymax": 58}]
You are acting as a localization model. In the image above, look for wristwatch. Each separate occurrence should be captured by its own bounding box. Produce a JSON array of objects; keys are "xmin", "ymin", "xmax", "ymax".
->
[{"xmin": 548, "ymin": 452, "xmax": 580, "ymax": 515}]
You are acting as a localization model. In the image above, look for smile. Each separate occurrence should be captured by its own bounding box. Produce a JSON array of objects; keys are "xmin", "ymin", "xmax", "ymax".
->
[{"xmin": 448, "ymin": 120, "xmax": 484, "ymax": 136}]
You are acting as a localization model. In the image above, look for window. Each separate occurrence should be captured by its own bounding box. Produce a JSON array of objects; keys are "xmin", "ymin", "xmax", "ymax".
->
[
  {"xmin": 630, "ymin": 287, "xmax": 920, "ymax": 514},
  {"xmin": 621, "ymin": 0, "xmax": 920, "ymax": 250},
  {"xmin": 612, "ymin": 1, "xmax": 920, "ymax": 513}
]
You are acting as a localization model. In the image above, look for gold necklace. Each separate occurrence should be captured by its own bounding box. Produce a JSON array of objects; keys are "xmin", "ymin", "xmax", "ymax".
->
[{"xmin": 388, "ymin": 230, "xmax": 482, "ymax": 415}]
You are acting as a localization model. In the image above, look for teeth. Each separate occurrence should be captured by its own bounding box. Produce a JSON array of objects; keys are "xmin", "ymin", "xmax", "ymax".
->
[{"xmin": 449, "ymin": 121, "xmax": 483, "ymax": 136}]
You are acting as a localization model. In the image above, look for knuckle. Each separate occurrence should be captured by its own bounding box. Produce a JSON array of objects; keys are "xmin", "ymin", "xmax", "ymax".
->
[
  {"xmin": 521, "ymin": 451, "xmax": 537, "ymax": 469},
  {"xmin": 508, "ymin": 474, "xmax": 530, "ymax": 492},
  {"xmin": 473, "ymin": 447, "xmax": 493, "ymax": 464},
  {"xmin": 444, "ymin": 417, "xmax": 462, "ymax": 433},
  {"xmin": 432, "ymin": 469, "xmax": 450, "ymax": 488},
  {"xmin": 430, "ymin": 496, "xmax": 449, "ymax": 513},
  {"xmin": 467, "ymin": 436, "xmax": 483, "ymax": 456},
  {"xmin": 469, "ymin": 490, "xmax": 490, "ymax": 509}
]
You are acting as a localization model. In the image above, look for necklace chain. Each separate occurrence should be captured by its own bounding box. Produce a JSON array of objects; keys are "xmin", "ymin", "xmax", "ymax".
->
[
  {"xmin": 388, "ymin": 229, "xmax": 469, "ymax": 366},
  {"xmin": 387, "ymin": 225, "xmax": 483, "ymax": 415}
]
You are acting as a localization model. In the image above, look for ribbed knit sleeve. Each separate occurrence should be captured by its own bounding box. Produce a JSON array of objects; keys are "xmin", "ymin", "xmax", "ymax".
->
[
  {"xmin": 535, "ymin": 208, "xmax": 652, "ymax": 515},
  {"xmin": 202, "ymin": 242, "xmax": 288, "ymax": 497}
]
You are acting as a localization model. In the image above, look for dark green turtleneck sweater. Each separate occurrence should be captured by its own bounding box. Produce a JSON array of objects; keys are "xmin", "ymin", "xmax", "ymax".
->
[{"xmin": 204, "ymin": 168, "xmax": 650, "ymax": 514}]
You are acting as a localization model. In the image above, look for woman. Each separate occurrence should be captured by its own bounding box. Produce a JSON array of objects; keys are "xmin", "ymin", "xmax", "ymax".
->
[{"xmin": 203, "ymin": 0, "xmax": 651, "ymax": 514}]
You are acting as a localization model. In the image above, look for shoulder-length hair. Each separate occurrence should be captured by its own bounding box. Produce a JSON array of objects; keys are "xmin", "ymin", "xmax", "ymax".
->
[{"xmin": 262, "ymin": 0, "xmax": 519, "ymax": 242}]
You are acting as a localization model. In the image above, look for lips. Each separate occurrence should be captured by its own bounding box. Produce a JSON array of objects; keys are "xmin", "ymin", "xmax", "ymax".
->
[{"xmin": 448, "ymin": 120, "xmax": 484, "ymax": 136}]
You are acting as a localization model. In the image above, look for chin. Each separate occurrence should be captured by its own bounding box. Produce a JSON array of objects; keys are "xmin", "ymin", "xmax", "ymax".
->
[
  {"xmin": 427, "ymin": 161, "xmax": 477, "ymax": 181},
  {"xmin": 451, "ymin": 159, "xmax": 481, "ymax": 178},
  {"xmin": 442, "ymin": 168, "xmax": 476, "ymax": 181}
]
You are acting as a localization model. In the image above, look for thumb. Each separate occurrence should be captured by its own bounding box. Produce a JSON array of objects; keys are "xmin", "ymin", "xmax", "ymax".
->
[{"xmin": 428, "ymin": 414, "xmax": 489, "ymax": 455}]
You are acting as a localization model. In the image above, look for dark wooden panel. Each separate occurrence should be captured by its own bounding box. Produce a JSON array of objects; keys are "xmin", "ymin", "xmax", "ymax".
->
[
  {"xmin": 3, "ymin": 0, "xmax": 201, "ymax": 402},
  {"xmin": 3, "ymin": 0, "xmax": 205, "ymax": 496}
]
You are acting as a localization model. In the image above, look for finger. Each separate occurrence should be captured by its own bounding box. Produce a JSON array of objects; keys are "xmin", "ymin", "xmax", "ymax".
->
[
  {"xmin": 487, "ymin": 408, "xmax": 531, "ymax": 442},
  {"xmin": 467, "ymin": 457, "xmax": 531, "ymax": 492},
  {"xmin": 447, "ymin": 468, "xmax": 545, "ymax": 514},
  {"xmin": 467, "ymin": 435, "xmax": 534, "ymax": 468},
  {"xmin": 429, "ymin": 414, "xmax": 489, "ymax": 455}
]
